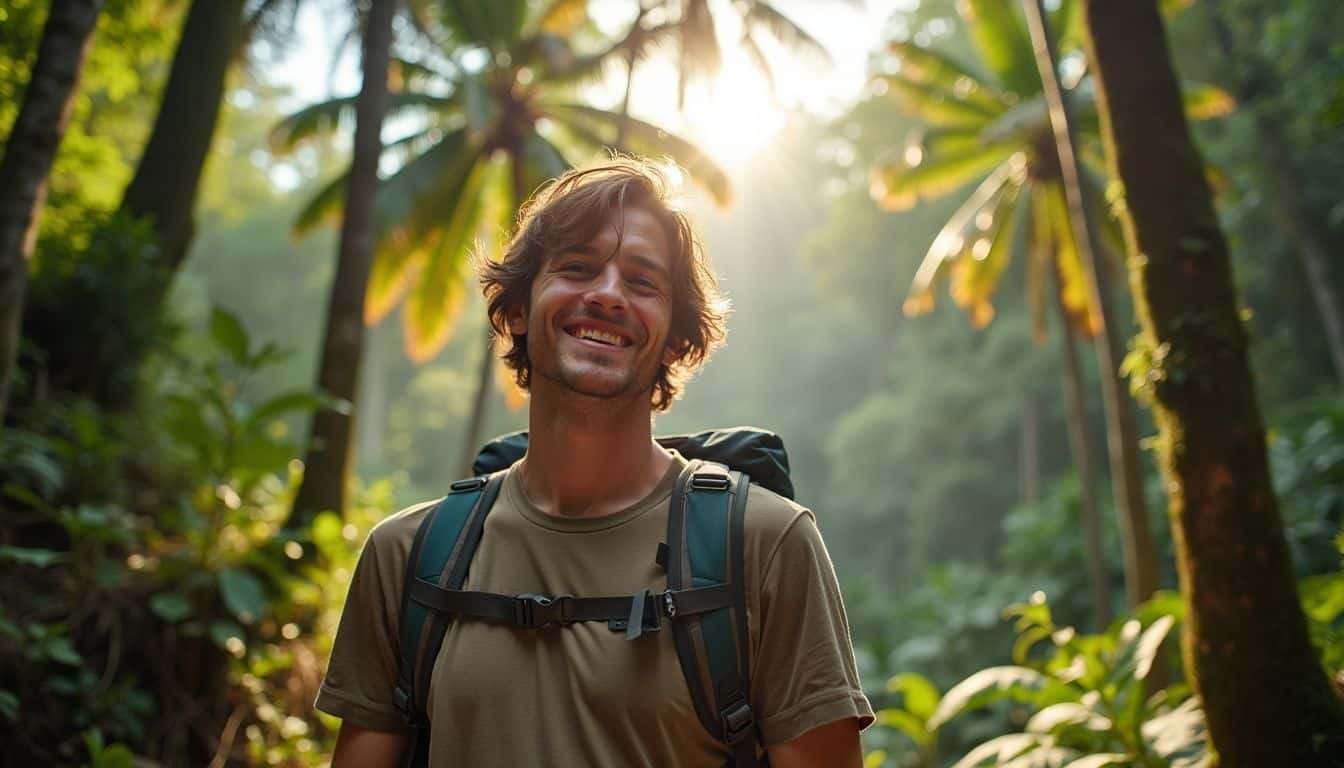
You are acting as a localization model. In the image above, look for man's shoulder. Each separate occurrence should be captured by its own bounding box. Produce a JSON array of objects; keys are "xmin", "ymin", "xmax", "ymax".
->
[
  {"xmin": 741, "ymin": 479, "xmax": 814, "ymax": 561},
  {"xmin": 363, "ymin": 497, "xmax": 442, "ymax": 559}
]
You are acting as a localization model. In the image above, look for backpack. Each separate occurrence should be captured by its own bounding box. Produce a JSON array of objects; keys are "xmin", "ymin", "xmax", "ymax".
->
[{"xmin": 391, "ymin": 427, "xmax": 793, "ymax": 768}]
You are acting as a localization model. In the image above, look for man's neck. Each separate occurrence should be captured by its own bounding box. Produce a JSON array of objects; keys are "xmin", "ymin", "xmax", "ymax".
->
[{"xmin": 519, "ymin": 384, "xmax": 673, "ymax": 519}]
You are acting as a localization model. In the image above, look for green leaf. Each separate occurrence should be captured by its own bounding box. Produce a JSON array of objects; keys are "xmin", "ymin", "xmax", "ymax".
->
[
  {"xmin": 292, "ymin": 170, "xmax": 349, "ymax": 237},
  {"xmin": 886, "ymin": 672, "xmax": 941, "ymax": 721},
  {"xmin": 950, "ymin": 732, "xmax": 1041, "ymax": 768},
  {"xmin": 1133, "ymin": 615, "xmax": 1176, "ymax": 681},
  {"xmin": 530, "ymin": 0, "xmax": 588, "ymax": 36},
  {"xmin": 45, "ymin": 636, "xmax": 82, "ymax": 666},
  {"xmin": 958, "ymin": 0, "xmax": 1040, "ymax": 96},
  {"xmin": 872, "ymin": 142, "xmax": 1017, "ymax": 212},
  {"xmin": 1025, "ymin": 702, "xmax": 1111, "ymax": 734},
  {"xmin": 149, "ymin": 593, "xmax": 193, "ymax": 623},
  {"xmin": 929, "ymin": 665, "xmax": 1050, "ymax": 730},
  {"xmin": 879, "ymin": 75, "xmax": 1000, "ymax": 126},
  {"xmin": 0, "ymin": 690, "xmax": 17, "ymax": 722},
  {"xmin": 542, "ymin": 101, "xmax": 732, "ymax": 207},
  {"xmin": 269, "ymin": 91, "xmax": 459, "ymax": 153},
  {"xmin": 209, "ymin": 308, "xmax": 250, "ymax": 364},
  {"xmin": 878, "ymin": 707, "xmax": 931, "ymax": 746},
  {"xmin": 218, "ymin": 568, "xmax": 268, "ymax": 624},
  {"xmin": 244, "ymin": 391, "xmax": 328, "ymax": 431},
  {"xmin": 1181, "ymin": 82, "xmax": 1236, "ymax": 120},
  {"xmin": 886, "ymin": 41, "xmax": 1001, "ymax": 110},
  {"xmin": 0, "ymin": 545, "xmax": 63, "ymax": 567},
  {"xmin": 209, "ymin": 619, "xmax": 245, "ymax": 650}
]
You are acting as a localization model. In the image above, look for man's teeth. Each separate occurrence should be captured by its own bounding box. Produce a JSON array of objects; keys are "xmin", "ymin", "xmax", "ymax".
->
[{"xmin": 574, "ymin": 327, "xmax": 628, "ymax": 346}]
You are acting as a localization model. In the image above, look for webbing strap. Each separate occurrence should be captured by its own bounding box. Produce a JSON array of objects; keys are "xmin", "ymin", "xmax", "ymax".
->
[
  {"xmin": 667, "ymin": 461, "xmax": 761, "ymax": 767},
  {"xmin": 408, "ymin": 579, "xmax": 733, "ymax": 628}
]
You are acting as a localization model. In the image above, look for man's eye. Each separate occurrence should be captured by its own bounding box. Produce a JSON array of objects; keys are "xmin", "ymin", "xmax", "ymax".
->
[{"xmin": 558, "ymin": 262, "xmax": 588, "ymax": 273}]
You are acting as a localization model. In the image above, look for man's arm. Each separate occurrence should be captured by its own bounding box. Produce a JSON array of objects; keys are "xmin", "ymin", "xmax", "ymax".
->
[
  {"xmin": 765, "ymin": 717, "xmax": 863, "ymax": 768},
  {"xmin": 331, "ymin": 721, "xmax": 407, "ymax": 768}
]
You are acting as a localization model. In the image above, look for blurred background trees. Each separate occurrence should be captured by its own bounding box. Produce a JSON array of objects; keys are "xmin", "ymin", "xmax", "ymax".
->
[{"xmin": 1, "ymin": 0, "xmax": 1340, "ymax": 765}]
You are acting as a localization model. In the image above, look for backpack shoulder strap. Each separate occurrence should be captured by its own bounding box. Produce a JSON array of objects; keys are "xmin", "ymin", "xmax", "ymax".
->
[
  {"xmin": 666, "ymin": 460, "xmax": 759, "ymax": 767},
  {"xmin": 394, "ymin": 473, "xmax": 504, "ymax": 765}
]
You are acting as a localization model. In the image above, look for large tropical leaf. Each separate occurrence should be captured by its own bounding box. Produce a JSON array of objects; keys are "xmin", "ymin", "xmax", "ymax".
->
[
  {"xmin": 872, "ymin": 141, "xmax": 1018, "ymax": 212},
  {"xmin": 929, "ymin": 665, "xmax": 1054, "ymax": 730},
  {"xmin": 269, "ymin": 91, "xmax": 459, "ymax": 153},
  {"xmin": 292, "ymin": 170, "xmax": 350, "ymax": 237},
  {"xmin": 677, "ymin": 0, "xmax": 723, "ymax": 102},
  {"xmin": 401, "ymin": 157, "xmax": 492, "ymax": 361},
  {"xmin": 514, "ymin": 129, "xmax": 573, "ymax": 206},
  {"xmin": 950, "ymin": 181, "xmax": 1022, "ymax": 328},
  {"xmin": 885, "ymin": 41, "xmax": 1002, "ymax": 112},
  {"xmin": 879, "ymin": 75, "xmax": 1001, "ymax": 127},
  {"xmin": 1044, "ymin": 181, "xmax": 1101, "ymax": 337},
  {"xmin": 903, "ymin": 157, "xmax": 1019, "ymax": 317},
  {"xmin": 373, "ymin": 128, "xmax": 484, "ymax": 260},
  {"xmin": 958, "ymin": 0, "xmax": 1039, "ymax": 97},
  {"xmin": 542, "ymin": 102, "xmax": 731, "ymax": 206},
  {"xmin": 441, "ymin": 0, "xmax": 527, "ymax": 52}
]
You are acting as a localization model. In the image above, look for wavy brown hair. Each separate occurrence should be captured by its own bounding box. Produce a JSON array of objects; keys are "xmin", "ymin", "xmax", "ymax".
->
[{"xmin": 477, "ymin": 158, "xmax": 729, "ymax": 411}]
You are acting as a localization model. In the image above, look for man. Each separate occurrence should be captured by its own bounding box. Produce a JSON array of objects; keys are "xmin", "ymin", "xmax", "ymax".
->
[{"xmin": 317, "ymin": 159, "xmax": 873, "ymax": 767}]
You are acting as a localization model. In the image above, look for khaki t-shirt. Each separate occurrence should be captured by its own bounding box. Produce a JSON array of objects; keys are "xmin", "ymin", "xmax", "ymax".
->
[{"xmin": 316, "ymin": 454, "xmax": 873, "ymax": 766}]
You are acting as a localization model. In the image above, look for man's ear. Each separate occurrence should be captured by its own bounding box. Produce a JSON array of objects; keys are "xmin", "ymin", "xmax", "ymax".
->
[{"xmin": 506, "ymin": 305, "xmax": 527, "ymax": 336}]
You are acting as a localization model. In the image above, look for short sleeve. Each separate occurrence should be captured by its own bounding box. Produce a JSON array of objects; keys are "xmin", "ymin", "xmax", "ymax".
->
[
  {"xmin": 314, "ymin": 520, "xmax": 414, "ymax": 733},
  {"xmin": 751, "ymin": 510, "xmax": 875, "ymax": 746}
]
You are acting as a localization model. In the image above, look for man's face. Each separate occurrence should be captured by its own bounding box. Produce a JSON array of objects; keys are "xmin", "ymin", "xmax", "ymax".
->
[{"xmin": 509, "ymin": 205, "xmax": 678, "ymax": 405}]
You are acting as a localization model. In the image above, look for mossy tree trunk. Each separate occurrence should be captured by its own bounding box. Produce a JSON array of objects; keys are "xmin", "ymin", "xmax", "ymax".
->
[
  {"xmin": 1082, "ymin": 1, "xmax": 1344, "ymax": 763},
  {"xmin": 0, "ymin": 0, "xmax": 105, "ymax": 424},
  {"xmin": 291, "ymin": 0, "xmax": 396, "ymax": 528}
]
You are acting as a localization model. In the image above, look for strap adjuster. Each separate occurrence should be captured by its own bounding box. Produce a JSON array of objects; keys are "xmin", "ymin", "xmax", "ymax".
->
[
  {"xmin": 392, "ymin": 683, "xmax": 413, "ymax": 716},
  {"xmin": 450, "ymin": 477, "xmax": 487, "ymax": 493},
  {"xmin": 721, "ymin": 699, "xmax": 756, "ymax": 745},
  {"xmin": 513, "ymin": 593, "xmax": 569, "ymax": 628},
  {"xmin": 690, "ymin": 471, "xmax": 730, "ymax": 491}
]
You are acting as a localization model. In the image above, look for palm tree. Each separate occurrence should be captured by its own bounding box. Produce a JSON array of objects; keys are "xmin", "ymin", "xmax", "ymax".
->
[
  {"xmin": 1083, "ymin": 2, "xmax": 1344, "ymax": 763},
  {"xmin": 289, "ymin": 0, "xmax": 397, "ymax": 529},
  {"xmin": 273, "ymin": 0, "xmax": 730, "ymax": 492},
  {"xmin": 868, "ymin": 0, "xmax": 1232, "ymax": 613},
  {"xmin": 0, "ymin": 0, "xmax": 106, "ymax": 423}
]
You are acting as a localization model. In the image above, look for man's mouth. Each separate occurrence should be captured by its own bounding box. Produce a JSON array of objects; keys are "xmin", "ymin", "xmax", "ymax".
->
[{"xmin": 564, "ymin": 324, "xmax": 633, "ymax": 347}]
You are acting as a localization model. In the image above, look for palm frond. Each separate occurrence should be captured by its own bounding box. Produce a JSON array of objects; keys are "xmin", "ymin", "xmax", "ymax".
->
[
  {"xmin": 270, "ymin": 91, "xmax": 459, "ymax": 153},
  {"xmin": 1045, "ymin": 181, "xmax": 1101, "ymax": 337},
  {"xmin": 441, "ymin": 0, "xmax": 526, "ymax": 52},
  {"xmin": 950, "ymin": 182, "xmax": 1022, "ymax": 328},
  {"xmin": 292, "ymin": 171, "xmax": 349, "ymax": 237},
  {"xmin": 739, "ymin": 30, "xmax": 778, "ymax": 100},
  {"xmin": 401, "ymin": 158, "xmax": 492, "ymax": 361},
  {"xmin": 529, "ymin": 0, "xmax": 588, "ymax": 36},
  {"xmin": 871, "ymin": 142, "xmax": 1018, "ymax": 211},
  {"xmin": 374, "ymin": 127, "xmax": 484, "ymax": 256},
  {"xmin": 514, "ymin": 130, "xmax": 574, "ymax": 206},
  {"xmin": 542, "ymin": 102, "xmax": 732, "ymax": 207},
  {"xmin": 958, "ymin": 0, "xmax": 1039, "ymax": 96},
  {"xmin": 741, "ymin": 2, "xmax": 832, "ymax": 65},
  {"xmin": 879, "ymin": 75, "xmax": 1001, "ymax": 127},
  {"xmin": 885, "ymin": 41, "xmax": 1002, "ymax": 111},
  {"xmin": 904, "ymin": 158, "xmax": 1018, "ymax": 316},
  {"xmin": 979, "ymin": 93, "xmax": 1049, "ymax": 146}
]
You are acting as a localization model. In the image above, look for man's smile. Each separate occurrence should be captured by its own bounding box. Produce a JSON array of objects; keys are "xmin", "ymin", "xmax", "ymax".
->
[{"xmin": 562, "ymin": 322, "xmax": 634, "ymax": 348}]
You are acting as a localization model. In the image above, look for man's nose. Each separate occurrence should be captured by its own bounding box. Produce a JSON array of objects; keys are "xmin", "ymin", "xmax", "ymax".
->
[{"xmin": 584, "ymin": 263, "xmax": 627, "ymax": 312}]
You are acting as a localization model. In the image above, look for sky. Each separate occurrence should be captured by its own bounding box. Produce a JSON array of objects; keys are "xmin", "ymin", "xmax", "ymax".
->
[{"xmin": 268, "ymin": 0, "xmax": 913, "ymax": 171}]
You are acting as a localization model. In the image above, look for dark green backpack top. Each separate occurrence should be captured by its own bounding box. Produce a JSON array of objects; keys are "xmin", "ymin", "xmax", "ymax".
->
[{"xmin": 393, "ymin": 427, "xmax": 792, "ymax": 768}]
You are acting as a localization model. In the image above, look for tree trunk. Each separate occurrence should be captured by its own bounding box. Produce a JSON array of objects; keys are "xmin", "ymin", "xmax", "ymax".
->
[
  {"xmin": 1054, "ymin": 274, "xmax": 1112, "ymax": 630},
  {"xmin": 1019, "ymin": 391, "xmax": 1040, "ymax": 505},
  {"xmin": 457, "ymin": 333, "xmax": 495, "ymax": 478},
  {"xmin": 1082, "ymin": 1, "xmax": 1344, "ymax": 764},
  {"xmin": 1204, "ymin": 0, "xmax": 1344, "ymax": 386},
  {"xmin": 1021, "ymin": 0, "xmax": 1160, "ymax": 610},
  {"xmin": 119, "ymin": 0, "xmax": 245, "ymax": 282},
  {"xmin": 0, "ymin": 0, "xmax": 105, "ymax": 424},
  {"xmin": 290, "ymin": 0, "xmax": 397, "ymax": 528}
]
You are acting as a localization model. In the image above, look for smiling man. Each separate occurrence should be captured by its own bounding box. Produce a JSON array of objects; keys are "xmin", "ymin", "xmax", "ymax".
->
[{"xmin": 317, "ymin": 159, "xmax": 873, "ymax": 767}]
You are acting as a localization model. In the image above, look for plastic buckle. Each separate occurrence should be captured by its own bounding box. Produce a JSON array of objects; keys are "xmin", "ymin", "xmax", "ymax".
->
[
  {"xmin": 514, "ymin": 593, "xmax": 568, "ymax": 628},
  {"xmin": 690, "ymin": 471, "xmax": 730, "ymax": 491},
  {"xmin": 391, "ymin": 683, "xmax": 412, "ymax": 715},
  {"xmin": 720, "ymin": 699, "xmax": 756, "ymax": 745},
  {"xmin": 450, "ymin": 477, "xmax": 487, "ymax": 493}
]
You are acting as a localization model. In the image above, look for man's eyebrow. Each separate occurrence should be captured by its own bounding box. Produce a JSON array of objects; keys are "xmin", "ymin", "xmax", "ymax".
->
[{"xmin": 628, "ymin": 253, "xmax": 670, "ymax": 278}]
